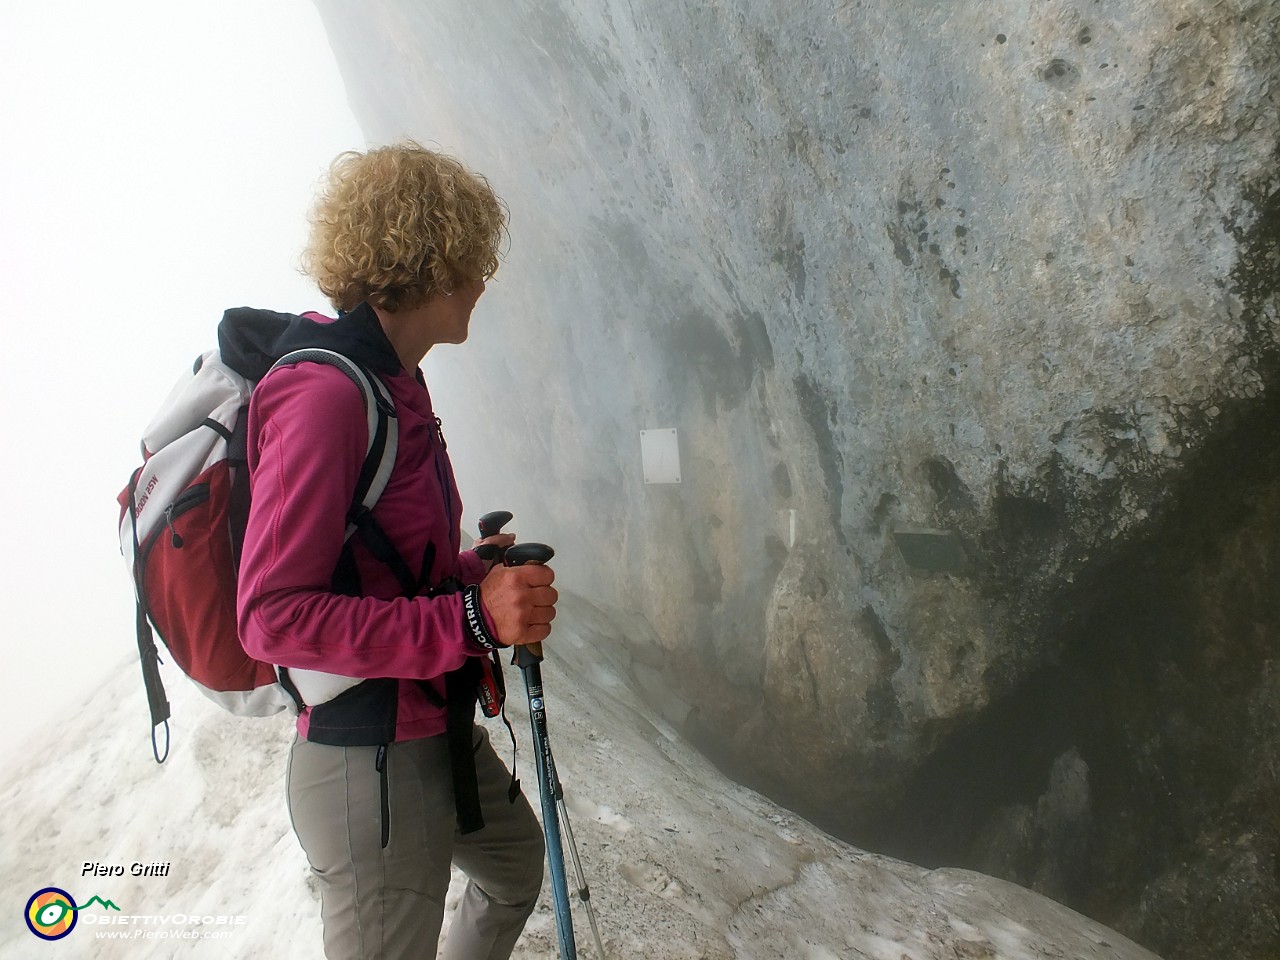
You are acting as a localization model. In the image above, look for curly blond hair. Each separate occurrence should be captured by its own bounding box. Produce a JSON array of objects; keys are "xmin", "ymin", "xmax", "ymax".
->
[{"xmin": 303, "ymin": 142, "xmax": 507, "ymax": 313}]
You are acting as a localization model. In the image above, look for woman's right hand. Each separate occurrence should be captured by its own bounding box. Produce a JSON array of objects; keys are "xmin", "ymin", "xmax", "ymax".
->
[{"xmin": 478, "ymin": 563, "xmax": 558, "ymax": 646}]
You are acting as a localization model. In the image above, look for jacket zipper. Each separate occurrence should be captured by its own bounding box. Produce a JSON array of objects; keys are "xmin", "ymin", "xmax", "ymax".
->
[{"xmin": 431, "ymin": 417, "xmax": 455, "ymax": 541}]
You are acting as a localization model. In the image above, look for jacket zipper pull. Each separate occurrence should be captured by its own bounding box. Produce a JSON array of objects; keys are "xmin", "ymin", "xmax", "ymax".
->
[{"xmin": 163, "ymin": 504, "xmax": 185, "ymax": 548}]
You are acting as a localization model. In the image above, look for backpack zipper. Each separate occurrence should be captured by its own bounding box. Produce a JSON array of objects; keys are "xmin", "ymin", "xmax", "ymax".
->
[
  {"xmin": 135, "ymin": 482, "xmax": 214, "ymax": 641},
  {"xmin": 158, "ymin": 483, "xmax": 212, "ymax": 551}
]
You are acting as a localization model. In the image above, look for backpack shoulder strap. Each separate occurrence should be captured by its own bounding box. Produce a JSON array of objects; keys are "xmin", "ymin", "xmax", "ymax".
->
[
  {"xmin": 270, "ymin": 349, "xmax": 398, "ymax": 537},
  {"xmin": 269, "ymin": 349, "xmax": 415, "ymax": 597}
]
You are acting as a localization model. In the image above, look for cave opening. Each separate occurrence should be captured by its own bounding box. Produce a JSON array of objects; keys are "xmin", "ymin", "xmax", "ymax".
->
[{"xmin": 860, "ymin": 374, "xmax": 1280, "ymax": 960}]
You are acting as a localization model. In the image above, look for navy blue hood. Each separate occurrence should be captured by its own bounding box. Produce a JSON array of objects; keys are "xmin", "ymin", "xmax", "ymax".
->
[{"xmin": 217, "ymin": 302, "xmax": 403, "ymax": 380}]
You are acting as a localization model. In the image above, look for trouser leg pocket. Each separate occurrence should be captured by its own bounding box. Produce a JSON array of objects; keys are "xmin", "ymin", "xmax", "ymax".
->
[{"xmin": 376, "ymin": 743, "xmax": 390, "ymax": 849}]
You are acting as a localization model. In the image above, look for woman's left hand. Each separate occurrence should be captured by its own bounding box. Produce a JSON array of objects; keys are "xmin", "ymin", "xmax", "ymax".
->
[{"xmin": 474, "ymin": 532, "xmax": 516, "ymax": 571}]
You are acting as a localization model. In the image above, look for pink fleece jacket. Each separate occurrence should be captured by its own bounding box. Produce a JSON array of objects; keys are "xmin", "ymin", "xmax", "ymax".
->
[{"xmin": 236, "ymin": 358, "xmax": 492, "ymax": 741}]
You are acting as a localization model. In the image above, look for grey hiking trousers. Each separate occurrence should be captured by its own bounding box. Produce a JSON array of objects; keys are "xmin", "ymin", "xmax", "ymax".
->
[{"xmin": 286, "ymin": 725, "xmax": 544, "ymax": 960}]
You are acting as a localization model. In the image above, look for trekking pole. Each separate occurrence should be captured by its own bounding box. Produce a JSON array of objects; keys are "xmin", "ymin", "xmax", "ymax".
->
[
  {"xmin": 503, "ymin": 542, "xmax": 607, "ymax": 959},
  {"xmin": 556, "ymin": 781, "xmax": 608, "ymax": 958}
]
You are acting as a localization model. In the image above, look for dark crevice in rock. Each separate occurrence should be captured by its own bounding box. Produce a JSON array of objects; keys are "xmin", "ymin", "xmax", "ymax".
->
[{"xmin": 922, "ymin": 455, "xmax": 978, "ymax": 517}]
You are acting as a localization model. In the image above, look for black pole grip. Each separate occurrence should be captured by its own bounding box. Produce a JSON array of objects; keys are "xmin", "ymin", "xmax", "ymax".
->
[
  {"xmin": 506, "ymin": 542, "xmax": 554, "ymax": 663},
  {"xmin": 475, "ymin": 510, "xmax": 513, "ymax": 561},
  {"xmin": 505, "ymin": 542, "xmax": 554, "ymax": 567}
]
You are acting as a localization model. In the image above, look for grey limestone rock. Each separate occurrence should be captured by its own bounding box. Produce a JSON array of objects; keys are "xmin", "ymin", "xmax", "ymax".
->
[{"xmin": 311, "ymin": 1, "xmax": 1279, "ymax": 956}]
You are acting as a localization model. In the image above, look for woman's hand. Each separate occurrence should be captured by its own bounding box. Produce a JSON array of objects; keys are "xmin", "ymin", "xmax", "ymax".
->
[{"xmin": 478, "ymin": 562, "xmax": 557, "ymax": 646}]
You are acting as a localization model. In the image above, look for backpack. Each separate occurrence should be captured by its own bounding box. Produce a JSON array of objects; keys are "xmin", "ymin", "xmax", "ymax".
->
[{"xmin": 118, "ymin": 346, "xmax": 397, "ymax": 762}]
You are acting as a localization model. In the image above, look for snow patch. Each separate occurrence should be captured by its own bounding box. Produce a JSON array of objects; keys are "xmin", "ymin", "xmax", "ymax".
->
[{"xmin": 0, "ymin": 594, "xmax": 1164, "ymax": 959}]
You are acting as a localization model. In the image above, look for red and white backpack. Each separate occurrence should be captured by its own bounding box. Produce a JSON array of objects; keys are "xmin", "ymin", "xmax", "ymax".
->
[{"xmin": 118, "ymin": 347, "xmax": 397, "ymax": 761}]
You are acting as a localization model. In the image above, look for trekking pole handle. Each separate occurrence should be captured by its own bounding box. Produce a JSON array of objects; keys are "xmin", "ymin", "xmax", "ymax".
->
[
  {"xmin": 505, "ymin": 542, "xmax": 555, "ymax": 664},
  {"xmin": 475, "ymin": 510, "xmax": 514, "ymax": 561}
]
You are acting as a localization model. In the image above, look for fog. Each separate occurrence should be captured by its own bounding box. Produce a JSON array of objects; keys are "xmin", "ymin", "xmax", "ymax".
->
[{"xmin": 0, "ymin": 1, "xmax": 361, "ymax": 756}]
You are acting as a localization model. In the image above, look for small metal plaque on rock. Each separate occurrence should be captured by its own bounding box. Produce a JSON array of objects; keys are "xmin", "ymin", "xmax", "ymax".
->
[{"xmin": 640, "ymin": 428, "xmax": 681, "ymax": 484}]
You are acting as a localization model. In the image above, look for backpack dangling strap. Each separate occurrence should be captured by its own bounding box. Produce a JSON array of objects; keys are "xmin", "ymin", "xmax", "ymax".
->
[
  {"xmin": 135, "ymin": 602, "xmax": 171, "ymax": 764},
  {"xmin": 126, "ymin": 466, "xmax": 172, "ymax": 762},
  {"xmin": 445, "ymin": 661, "xmax": 485, "ymax": 834}
]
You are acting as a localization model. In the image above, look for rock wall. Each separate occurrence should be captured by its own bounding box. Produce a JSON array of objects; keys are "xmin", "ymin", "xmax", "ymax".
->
[{"xmin": 310, "ymin": 1, "xmax": 1279, "ymax": 956}]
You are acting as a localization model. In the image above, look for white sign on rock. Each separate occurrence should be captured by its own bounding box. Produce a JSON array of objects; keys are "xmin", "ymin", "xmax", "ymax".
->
[{"xmin": 640, "ymin": 428, "xmax": 681, "ymax": 484}]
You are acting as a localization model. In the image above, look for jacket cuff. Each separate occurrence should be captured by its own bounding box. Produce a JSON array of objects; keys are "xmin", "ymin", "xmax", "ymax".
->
[{"xmin": 462, "ymin": 584, "xmax": 506, "ymax": 650}]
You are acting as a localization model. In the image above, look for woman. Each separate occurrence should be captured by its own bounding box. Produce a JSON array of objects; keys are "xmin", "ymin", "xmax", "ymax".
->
[{"xmin": 233, "ymin": 143, "xmax": 555, "ymax": 959}]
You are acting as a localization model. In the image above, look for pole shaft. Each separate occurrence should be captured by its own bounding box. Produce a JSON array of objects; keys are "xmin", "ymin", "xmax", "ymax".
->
[{"xmin": 522, "ymin": 661, "xmax": 576, "ymax": 958}]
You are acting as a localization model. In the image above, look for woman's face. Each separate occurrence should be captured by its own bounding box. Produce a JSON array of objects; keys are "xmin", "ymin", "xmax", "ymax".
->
[{"xmin": 432, "ymin": 277, "xmax": 486, "ymax": 345}]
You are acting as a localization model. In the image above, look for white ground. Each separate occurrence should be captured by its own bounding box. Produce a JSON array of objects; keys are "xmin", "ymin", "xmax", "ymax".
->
[{"xmin": 0, "ymin": 594, "xmax": 1162, "ymax": 959}]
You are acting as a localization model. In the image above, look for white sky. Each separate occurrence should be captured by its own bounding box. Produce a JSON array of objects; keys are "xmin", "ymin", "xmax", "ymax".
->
[{"xmin": 0, "ymin": 1, "xmax": 365, "ymax": 756}]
